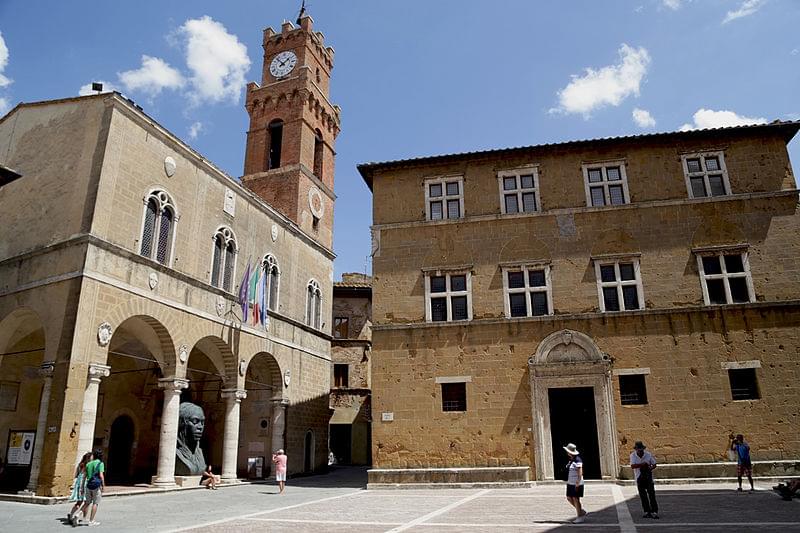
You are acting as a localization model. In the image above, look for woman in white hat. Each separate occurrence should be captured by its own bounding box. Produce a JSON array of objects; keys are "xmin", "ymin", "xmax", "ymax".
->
[{"xmin": 563, "ymin": 443, "xmax": 587, "ymax": 523}]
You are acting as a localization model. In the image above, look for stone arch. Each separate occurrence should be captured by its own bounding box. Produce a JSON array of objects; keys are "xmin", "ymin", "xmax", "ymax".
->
[
  {"xmin": 0, "ymin": 307, "xmax": 47, "ymax": 358},
  {"xmin": 532, "ymin": 329, "xmax": 605, "ymax": 365},
  {"xmin": 108, "ymin": 315, "xmax": 176, "ymax": 375},
  {"xmin": 188, "ymin": 336, "xmax": 234, "ymax": 385},
  {"xmin": 184, "ymin": 320, "xmax": 239, "ymax": 385},
  {"xmin": 244, "ymin": 351, "xmax": 284, "ymax": 400},
  {"xmin": 105, "ymin": 298, "xmax": 181, "ymax": 373}
]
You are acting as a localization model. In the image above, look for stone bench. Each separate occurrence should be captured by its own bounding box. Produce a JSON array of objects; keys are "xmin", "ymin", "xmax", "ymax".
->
[
  {"xmin": 150, "ymin": 475, "xmax": 203, "ymax": 487},
  {"xmin": 368, "ymin": 466, "xmax": 530, "ymax": 485}
]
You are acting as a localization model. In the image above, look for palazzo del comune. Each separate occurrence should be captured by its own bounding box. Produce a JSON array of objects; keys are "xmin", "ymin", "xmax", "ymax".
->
[{"xmin": 0, "ymin": 14, "xmax": 338, "ymax": 496}]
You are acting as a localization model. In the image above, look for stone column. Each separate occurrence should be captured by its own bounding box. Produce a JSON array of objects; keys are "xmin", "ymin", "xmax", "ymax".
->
[
  {"xmin": 270, "ymin": 399, "xmax": 288, "ymax": 453},
  {"xmin": 76, "ymin": 363, "xmax": 111, "ymax": 463},
  {"xmin": 152, "ymin": 377, "xmax": 189, "ymax": 486},
  {"xmin": 220, "ymin": 389, "xmax": 247, "ymax": 482},
  {"xmin": 21, "ymin": 362, "xmax": 55, "ymax": 493}
]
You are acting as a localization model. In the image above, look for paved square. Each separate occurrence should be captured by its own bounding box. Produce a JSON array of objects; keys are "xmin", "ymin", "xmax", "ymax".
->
[{"xmin": 1, "ymin": 469, "xmax": 798, "ymax": 532}]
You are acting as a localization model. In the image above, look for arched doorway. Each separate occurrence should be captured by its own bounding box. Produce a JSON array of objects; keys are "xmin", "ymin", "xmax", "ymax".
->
[
  {"xmin": 241, "ymin": 353, "xmax": 283, "ymax": 478},
  {"xmin": 528, "ymin": 329, "xmax": 618, "ymax": 481},
  {"xmin": 107, "ymin": 415, "xmax": 135, "ymax": 484},
  {"xmin": 304, "ymin": 430, "xmax": 315, "ymax": 473},
  {"xmin": 0, "ymin": 308, "xmax": 46, "ymax": 491},
  {"xmin": 98, "ymin": 315, "xmax": 172, "ymax": 485}
]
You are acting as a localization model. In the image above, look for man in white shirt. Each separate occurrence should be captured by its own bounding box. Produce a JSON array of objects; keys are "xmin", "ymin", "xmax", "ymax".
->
[{"xmin": 630, "ymin": 441, "xmax": 659, "ymax": 519}]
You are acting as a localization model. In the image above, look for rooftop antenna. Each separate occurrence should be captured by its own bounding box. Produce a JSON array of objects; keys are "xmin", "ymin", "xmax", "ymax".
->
[{"xmin": 296, "ymin": 0, "xmax": 307, "ymax": 25}]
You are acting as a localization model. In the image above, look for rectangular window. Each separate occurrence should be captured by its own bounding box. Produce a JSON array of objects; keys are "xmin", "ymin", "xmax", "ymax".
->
[
  {"xmin": 425, "ymin": 271, "xmax": 472, "ymax": 322},
  {"xmin": 728, "ymin": 368, "xmax": 759, "ymax": 400},
  {"xmin": 0, "ymin": 381, "xmax": 20, "ymax": 411},
  {"xmin": 696, "ymin": 250, "xmax": 754, "ymax": 305},
  {"xmin": 334, "ymin": 364, "xmax": 349, "ymax": 388},
  {"xmin": 594, "ymin": 258, "xmax": 644, "ymax": 312},
  {"xmin": 425, "ymin": 176, "xmax": 464, "ymax": 221},
  {"xmin": 619, "ymin": 374, "xmax": 648, "ymax": 405},
  {"xmin": 682, "ymin": 151, "xmax": 730, "ymax": 199},
  {"xmin": 582, "ymin": 162, "xmax": 630, "ymax": 207},
  {"xmin": 498, "ymin": 167, "xmax": 540, "ymax": 214},
  {"xmin": 441, "ymin": 382, "xmax": 467, "ymax": 412},
  {"xmin": 503, "ymin": 264, "xmax": 552, "ymax": 318},
  {"xmin": 333, "ymin": 317, "xmax": 349, "ymax": 339}
]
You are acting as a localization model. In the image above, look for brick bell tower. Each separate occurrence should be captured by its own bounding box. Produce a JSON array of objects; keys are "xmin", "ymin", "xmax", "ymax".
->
[{"xmin": 242, "ymin": 14, "xmax": 340, "ymax": 249}]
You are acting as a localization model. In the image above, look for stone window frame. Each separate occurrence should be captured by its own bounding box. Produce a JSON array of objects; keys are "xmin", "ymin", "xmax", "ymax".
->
[
  {"xmin": 613, "ymin": 368, "xmax": 651, "ymax": 406},
  {"xmin": 722, "ymin": 360, "xmax": 761, "ymax": 401},
  {"xmin": 500, "ymin": 261, "xmax": 553, "ymax": 319},
  {"xmin": 333, "ymin": 316, "xmax": 349, "ymax": 339},
  {"xmin": 694, "ymin": 245, "xmax": 755, "ymax": 306},
  {"xmin": 497, "ymin": 166, "xmax": 540, "ymax": 215},
  {"xmin": 210, "ymin": 226, "xmax": 238, "ymax": 293},
  {"xmin": 305, "ymin": 279, "xmax": 322, "ymax": 330},
  {"xmin": 582, "ymin": 160, "xmax": 631, "ymax": 207},
  {"xmin": 681, "ymin": 150, "xmax": 731, "ymax": 199},
  {"xmin": 592, "ymin": 254, "xmax": 645, "ymax": 312},
  {"xmin": 138, "ymin": 188, "xmax": 179, "ymax": 267},
  {"xmin": 423, "ymin": 266, "xmax": 473, "ymax": 323},
  {"xmin": 262, "ymin": 254, "xmax": 280, "ymax": 312},
  {"xmin": 436, "ymin": 376, "xmax": 471, "ymax": 412},
  {"xmin": 424, "ymin": 175, "xmax": 464, "ymax": 221}
]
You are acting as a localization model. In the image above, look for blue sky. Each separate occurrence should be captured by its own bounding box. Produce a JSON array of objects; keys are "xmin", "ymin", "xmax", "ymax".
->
[{"xmin": 1, "ymin": 0, "xmax": 798, "ymax": 279}]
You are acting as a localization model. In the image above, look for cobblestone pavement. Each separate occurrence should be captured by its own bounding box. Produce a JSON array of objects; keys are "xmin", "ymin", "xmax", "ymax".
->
[{"xmin": 2, "ymin": 468, "xmax": 798, "ymax": 532}]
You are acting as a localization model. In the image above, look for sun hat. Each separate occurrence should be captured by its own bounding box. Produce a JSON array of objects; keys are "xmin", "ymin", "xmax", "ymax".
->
[
  {"xmin": 563, "ymin": 443, "xmax": 580, "ymax": 455},
  {"xmin": 634, "ymin": 441, "xmax": 646, "ymax": 450}
]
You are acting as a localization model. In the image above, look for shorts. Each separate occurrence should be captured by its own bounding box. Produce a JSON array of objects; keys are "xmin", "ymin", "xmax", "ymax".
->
[
  {"xmin": 85, "ymin": 488, "xmax": 102, "ymax": 505},
  {"xmin": 276, "ymin": 471, "xmax": 286, "ymax": 482},
  {"xmin": 737, "ymin": 464, "xmax": 752, "ymax": 477},
  {"xmin": 566, "ymin": 484, "xmax": 584, "ymax": 498}
]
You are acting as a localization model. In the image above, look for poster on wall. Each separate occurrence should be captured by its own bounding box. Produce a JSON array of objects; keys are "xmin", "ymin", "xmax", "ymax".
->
[{"xmin": 7, "ymin": 431, "xmax": 36, "ymax": 465}]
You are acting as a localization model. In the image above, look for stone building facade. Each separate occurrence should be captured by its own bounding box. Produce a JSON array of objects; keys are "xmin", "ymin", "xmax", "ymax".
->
[
  {"xmin": 329, "ymin": 273, "xmax": 372, "ymax": 465},
  {"xmin": 0, "ymin": 14, "xmax": 339, "ymax": 496},
  {"xmin": 359, "ymin": 122, "xmax": 800, "ymax": 484}
]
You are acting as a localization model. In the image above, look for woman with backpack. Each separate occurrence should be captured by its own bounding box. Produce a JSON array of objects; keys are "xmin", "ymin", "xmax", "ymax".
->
[
  {"xmin": 67, "ymin": 452, "xmax": 92, "ymax": 526},
  {"xmin": 79, "ymin": 449, "xmax": 105, "ymax": 527}
]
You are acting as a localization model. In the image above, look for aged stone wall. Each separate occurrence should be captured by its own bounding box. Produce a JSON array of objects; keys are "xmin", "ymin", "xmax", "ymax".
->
[{"xmin": 371, "ymin": 308, "xmax": 800, "ymax": 470}]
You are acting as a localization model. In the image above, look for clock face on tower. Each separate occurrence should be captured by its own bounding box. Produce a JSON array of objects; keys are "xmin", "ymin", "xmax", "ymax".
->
[{"xmin": 270, "ymin": 51, "xmax": 297, "ymax": 78}]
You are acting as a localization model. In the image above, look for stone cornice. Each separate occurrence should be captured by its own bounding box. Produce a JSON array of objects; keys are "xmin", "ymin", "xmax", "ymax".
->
[
  {"xmin": 372, "ymin": 299, "xmax": 800, "ymax": 332},
  {"xmin": 371, "ymin": 189, "xmax": 800, "ymax": 231}
]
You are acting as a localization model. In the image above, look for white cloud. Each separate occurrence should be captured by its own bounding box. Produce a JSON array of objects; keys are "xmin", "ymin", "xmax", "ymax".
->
[
  {"xmin": 551, "ymin": 44, "xmax": 651, "ymax": 117},
  {"xmin": 0, "ymin": 31, "xmax": 10, "ymax": 88},
  {"xmin": 78, "ymin": 80, "xmax": 121, "ymax": 96},
  {"xmin": 679, "ymin": 108, "xmax": 767, "ymax": 131},
  {"xmin": 177, "ymin": 16, "xmax": 250, "ymax": 105},
  {"xmin": 662, "ymin": 0, "xmax": 683, "ymax": 10},
  {"xmin": 119, "ymin": 55, "xmax": 184, "ymax": 97},
  {"xmin": 632, "ymin": 108, "xmax": 656, "ymax": 128},
  {"xmin": 0, "ymin": 97, "xmax": 9, "ymax": 115},
  {"xmin": 188, "ymin": 121, "xmax": 204, "ymax": 139},
  {"xmin": 791, "ymin": 48, "xmax": 799, "ymax": 56},
  {"xmin": 722, "ymin": 0, "xmax": 767, "ymax": 24}
]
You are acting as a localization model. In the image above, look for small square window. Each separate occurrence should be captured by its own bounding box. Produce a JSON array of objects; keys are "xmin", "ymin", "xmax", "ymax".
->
[
  {"xmin": 600, "ymin": 265, "xmax": 617, "ymax": 282},
  {"xmin": 619, "ymin": 374, "xmax": 648, "ymax": 405},
  {"xmin": 590, "ymin": 187, "xmax": 605, "ymax": 206},
  {"xmin": 528, "ymin": 269, "xmax": 546, "ymax": 287},
  {"xmin": 686, "ymin": 158, "xmax": 702, "ymax": 173},
  {"xmin": 429, "ymin": 183, "xmax": 442, "ymax": 197},
  {"xmin": 622, "ymin": 286, "xmax": 640, "ymax": 310},
  {"xmin": 683, "ymin": 152, "xmax": 730, "ymax": 199},
  {"xmin": 333, "ymin": 317, "xmax": 349, "ymax": 339},
  {"xmin": 447, "ymin": 199, "xmax": 461, "ymax": 219},
  {"xmin": 521, "ymin": 192, "xmax": 536, "ymax": 213},
  {"xmin": 690, "ymin": 176, "xmax": 707, "ymax": 198},
  {"xmin": 509, "ymin": 293, "xmax": 527, "ymax": 317},
  {"xmin": 708, "ymin": 175, "xmax": 726, "ymax": 196},
  {"xmin": 606, "ymin": 166, "xmax": 621, "ymax": 181},
  {"xmin": 520, "ymin": 174, "xmax": 534, "ymax": 189},
  {"xmin": 430, "ymin": 297, "xmax": 447, "ymax": 321},
  {"xmin": 603, "ymin": 287, "xmax": 620, "ymax": 311},
  {"xmin": 505, "ymin": 194, "xmax": 519, "ymax": 214},
  {"xmin": 430, "ymin": 201, "xmax": 443, "ymax": 220},
  {"xmin": 450, "ymin": 275, "xmax": 467, "ymax": 292},
  {"xmin": 451, "ymin": 295, "xmax": 468, "ymax": 320},
  {"xmin": 705, "ymin": 157, "xmax": 720, "ymax": 171},
  {"xmin": 707, "ymin": 279, "xmax": 727, "ymax": 304},
  {"xmin": 609, "ymin": 185, "xmax": 625, "ymax": 205},
  {"xmin": 702, "ymin": 256, "xmax": 722, "ymax": 275},
  {"xmin": 618, "ymin": 263, "xmax": 635, "ymax": 281},
  {"xmin": 588, "ymin": 168, "xmax": 603, "ymax": 182},
  {"xmin": 503, "ymin": 177, "xmax": 517, "ymax": 190},
  {"xmin": 507, "ymin": 271, "xmax": 525, "ymax": 289},
  {"xmin": 430, "ymin": 276, "xmax": 447, "ymax": 293},
  {"xmin": 531, "ymin": 292, "xmax": 549, "ymax": 316},
  {"xmin": 334, "ymin": 364, "xmax": 349, "ymax": 388},
  {"xmin": 441, "ymin": 382, "xmax": 466, "ymax": 412},
  {"xmin": 729, "ymin": 278, "xmax": 750, "ymax": 303},
  {"xmin": 446, "ymin": 181, "xmax": 460, "ymax": 196},
  {"xmin": 426, "ymin": 177, "xmax": 463, "ymax": 221},
  {"xmin": 724, "ymin": 254, "xmax": 744, "ymax": 273},
  {"xmin": 728, "ymin": 368, "xmax": 759, "ymax": 400}
]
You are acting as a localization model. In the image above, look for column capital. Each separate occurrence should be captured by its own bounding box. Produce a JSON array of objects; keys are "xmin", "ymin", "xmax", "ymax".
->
[
  {"xmin": 39, "ymin": 361, "xmax": 56, "ymax": 378},
  {"xmin": 87, "ymin": 363, "xmax": 111, "ymax": 383},
  {"xmin": 271, "ymin": 398, "xmax": 289, "ymax": 406},
  {"xmin": 221, "ymin": 389, "xmax": 247, "ymax": 401},
  {"xmin": 158, "ymin": 377, "xmax": 189, "ymax": 391}
]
